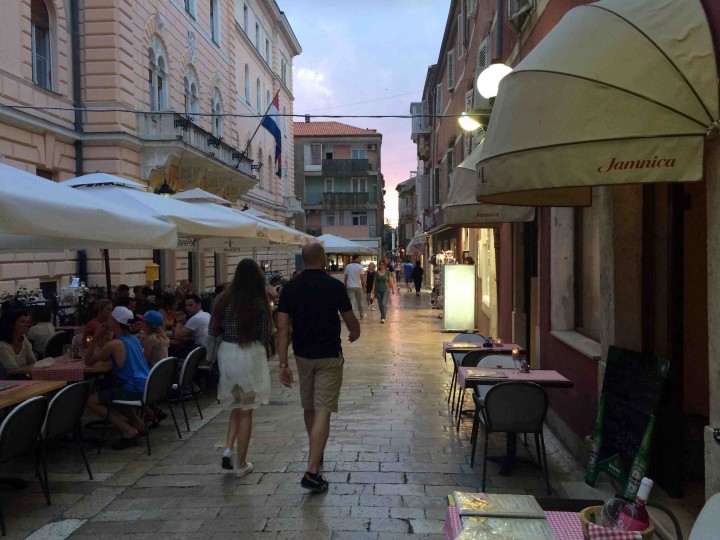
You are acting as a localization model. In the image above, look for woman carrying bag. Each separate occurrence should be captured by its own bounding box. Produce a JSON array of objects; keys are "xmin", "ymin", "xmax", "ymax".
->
[{"xmin": 209, "ymin": 259, "xmax": 272, "ymax": 477}]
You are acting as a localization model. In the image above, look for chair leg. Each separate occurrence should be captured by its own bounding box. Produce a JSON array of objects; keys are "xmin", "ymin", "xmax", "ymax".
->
[
  {"xmin": 193, "ymin": 390, "xmax": 203, "ymax": 420},
  {"xmin": 534, "ymin": 433, "xmax": 542, "ymax": 466},
  {"xmin": 448, "ymin": 366, "xmax": 457, "ymax": 406},
  {"xmin": 455, "ymin": 389, "xmax": 465, "ymax": 432},
  {"xmin": 37, "ymin": 442, "xmax": 51, "ymax": 506},
  {"xmin": 167, "ymin": 401, "xmax": 182, "ymax": 440},
  {"xmin": 540, "ymin": 432, "xmax": 551, "ymax": 494},
  {"xmin": 180, "ymin": 395, "xmax": 190, "ymax": 432},
  {"xmin": 75, "ymin": 426, "xmax": 93, "ymax": 480},
  {"xmin": 482, "ymin": 432, "xmax": 489, "ymax": 492},
  {"xmin": 470, "ymin": 409, "xmax": 480, "ymax": 468}
]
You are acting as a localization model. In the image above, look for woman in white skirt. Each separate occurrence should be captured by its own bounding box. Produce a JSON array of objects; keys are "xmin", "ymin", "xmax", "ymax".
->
[{"xmin": 209, "ymin": 259, "xmax": 272, "ymax": 477}]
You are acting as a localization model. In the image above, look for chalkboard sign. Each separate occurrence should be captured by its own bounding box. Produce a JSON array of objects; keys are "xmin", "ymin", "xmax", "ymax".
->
[{"xmin": 585, "ymin": 346, "xmax": 669, "ymax": 496}]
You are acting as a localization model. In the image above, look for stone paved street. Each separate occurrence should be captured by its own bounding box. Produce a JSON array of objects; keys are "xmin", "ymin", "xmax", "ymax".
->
[{"xmin": 0, "ymin": 290, "xmax": 606, "ymax": 539}]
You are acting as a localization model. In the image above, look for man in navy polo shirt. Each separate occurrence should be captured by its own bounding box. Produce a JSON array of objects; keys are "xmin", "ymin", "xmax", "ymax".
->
[{"xmin": 276, "ymin": 242, "xmax": 361, "ymax": 492}]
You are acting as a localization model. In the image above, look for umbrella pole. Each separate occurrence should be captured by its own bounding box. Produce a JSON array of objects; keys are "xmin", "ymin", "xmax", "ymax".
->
[{"xmin": 103, "ymin": 249, "xmax": 112, "ymax": 299}]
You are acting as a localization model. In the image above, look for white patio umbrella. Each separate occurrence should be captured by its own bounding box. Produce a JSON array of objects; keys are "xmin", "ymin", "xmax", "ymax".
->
[
  {"xmin": 62, "ymin": 174, "xmax": 268, "ymax": 246},
  {"xmin": 0, "ymin": 163, "xmax": 177, "ymax": 250},
  {"xmin": 317, "ymin": 234, "xmax": 376, "ymax": 256}
]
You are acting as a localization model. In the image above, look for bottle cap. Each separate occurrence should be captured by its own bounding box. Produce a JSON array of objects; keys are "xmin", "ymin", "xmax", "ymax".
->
[{"xmin": 637, "ymin": 477, "xmax": 653, "ymax": 500}]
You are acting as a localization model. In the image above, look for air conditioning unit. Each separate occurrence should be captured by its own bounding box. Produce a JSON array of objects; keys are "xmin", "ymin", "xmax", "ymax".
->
[
  {"xmin": 367, "ymin": 144, "xmax": 377, "ymax": 151},
  {"xmin": 507, "ymin": 0, "xmax": 535, "ymax": 32}
]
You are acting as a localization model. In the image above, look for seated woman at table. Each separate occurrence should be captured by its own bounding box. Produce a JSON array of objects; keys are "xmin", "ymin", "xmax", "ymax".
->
[
  {"xmin": 83, "ymin": 299, "xmax": 113, "ymax": 342},
  {"xmin": 84, "ymin": 306, "xmax": 149, "ymax": 450},
  {"xmin": 27, "ymin": 305, "xmax": 55, "ymax": 358},
  {"xmin": 0, "ymin": 308, "xmax": 37, "ymax": 375},
  {"xmin": 137, "ymin": 310, "xmax": 169, "ymax": 427},
  {"xmin": 159, "ymin": 293, "xmax": 184, "ymax": 331}
]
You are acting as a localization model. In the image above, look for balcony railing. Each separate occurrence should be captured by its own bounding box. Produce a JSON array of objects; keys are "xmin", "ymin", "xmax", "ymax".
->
[
  {"xmin": 322, "ymin": 159, "xmax": 370, "ymax": 174},
  {"xmin": 322, "ymin": 192, "xmax": 370, "ymax": 208},
  {"xmin": 138, "ymin": 112, "xmax": 253, "ymax": 175}
]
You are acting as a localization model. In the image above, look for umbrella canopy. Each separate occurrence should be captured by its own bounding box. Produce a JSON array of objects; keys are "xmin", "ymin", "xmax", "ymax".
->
[
  {"xmin": 170, "ymin": 189, "xmax": 311, "ymax": 247},
  {"xmin": 0, "ymin": 163, "xmax": 177, "ymax": 250},
  {"xmin": 63, "ymin": 175, "xmax": 268, "ymax": 246},
  {"xmin": 445, "ymin": 139, "xmax": 534, "ymax": 225},
  {"xmin": 475, "ymin": 0, "xmax": 719, "ymax": 207},
  {"xmin": 317, "ymin": 234, "xmax": 376, "ymax": 255}
]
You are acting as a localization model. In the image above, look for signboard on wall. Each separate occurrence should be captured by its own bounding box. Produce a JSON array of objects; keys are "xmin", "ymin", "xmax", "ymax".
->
[{"xmin": 443, "ymin": 264, "xmax": 476, "ymax": 331}]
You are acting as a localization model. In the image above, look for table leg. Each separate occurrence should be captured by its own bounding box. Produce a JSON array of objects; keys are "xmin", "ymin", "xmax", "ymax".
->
[{"xmin": 498, "ymin": 432, "xmax": 517, "ymax": 476}]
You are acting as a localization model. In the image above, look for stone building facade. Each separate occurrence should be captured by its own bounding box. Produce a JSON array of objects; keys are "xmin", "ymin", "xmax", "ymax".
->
[{"xmin": 0, "ymin": 0, "xmax": 301, "ymax": 295}]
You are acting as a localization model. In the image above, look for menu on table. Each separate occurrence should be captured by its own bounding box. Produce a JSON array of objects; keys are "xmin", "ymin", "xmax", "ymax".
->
[
  {"xmin": 464, "ymin": 369, "xmax": 508, "ymax": 379},
  {"xmin": 456, "ymin": 517, "xmax": 558, "ymax": 540},
  {"xmin": 453, "ymin": 492, "xmax": 544, "ymax": 518}
]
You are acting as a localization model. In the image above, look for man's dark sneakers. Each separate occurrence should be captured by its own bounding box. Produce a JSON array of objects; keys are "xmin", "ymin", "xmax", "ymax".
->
[
  {"xmin": 221, "ymin": 456, "xmax": 233, "ymax": 470},
  {"xmin": 301, "ymin": 471, "xmax": 329, "ymax": 492}
]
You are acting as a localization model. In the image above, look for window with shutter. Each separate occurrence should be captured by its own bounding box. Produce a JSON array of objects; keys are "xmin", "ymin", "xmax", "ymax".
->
[
  {"xmin": 447, "ymin": 49, "xmax": 455, "ymax": 90},
  {"xmin": 477, "ymin": 36, "xmax": 489, "ymax": 73},
  {"xmin": 435, "ymin": 84, "xmax": 443, "ymax": 115}
]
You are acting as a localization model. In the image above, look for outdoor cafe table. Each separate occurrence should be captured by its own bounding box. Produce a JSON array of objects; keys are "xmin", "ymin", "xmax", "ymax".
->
[
  {"xmin": 11, "ymin": 357, "xmax": 110, "ymax": 382},
  {"xmin": 0, "ymin": 380, "xmax": 66, "ymax": 409},
  {"xmin": 444, "ymin": 503, "xmax": 583, "ymax": 540},
  {"xmin": 457, "ymin": 367, "xmax": 573, "ymax": 475}
]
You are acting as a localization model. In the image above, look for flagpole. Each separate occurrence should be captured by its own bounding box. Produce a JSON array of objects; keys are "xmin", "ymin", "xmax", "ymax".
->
[{"xmin": 242, "ymin": 87, "xmax": 282, "ymax": 161}]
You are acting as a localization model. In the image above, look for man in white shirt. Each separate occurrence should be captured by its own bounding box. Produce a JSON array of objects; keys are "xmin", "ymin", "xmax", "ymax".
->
[
  {"xmin": 344, "ymin": 254, "xmax": 366, "ymax": 319},
  {"xmin": 174, "ymin": 294, "xmax": 210, "ymax": 347}
]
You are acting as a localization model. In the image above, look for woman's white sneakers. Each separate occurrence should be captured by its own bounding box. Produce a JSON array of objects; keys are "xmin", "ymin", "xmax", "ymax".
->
[
  {"xmin": 380, "ymin": 318, "xmax": 385, "ymax": 323},
  {"xmin": 235, "ymin": 462, "xmax": 254, "ymax": 477}
]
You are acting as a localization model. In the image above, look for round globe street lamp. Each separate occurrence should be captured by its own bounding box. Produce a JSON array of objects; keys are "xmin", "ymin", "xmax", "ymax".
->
[
  {"xmin": 458, "ymin": 112, "xmax": 483, "ymax": 132},
  {"xmin": 476, "ymin": 63, "xmax": 512, "ymax": 99}
]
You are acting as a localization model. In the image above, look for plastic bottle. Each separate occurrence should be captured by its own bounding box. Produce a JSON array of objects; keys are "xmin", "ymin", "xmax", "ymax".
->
[
  {"xmin": 620, "ymin": 477, "xmax": 653, "ymax": 531},
  {"xmin": 585, "ymin": 395, "xmax": 606, "ymax": 486}
]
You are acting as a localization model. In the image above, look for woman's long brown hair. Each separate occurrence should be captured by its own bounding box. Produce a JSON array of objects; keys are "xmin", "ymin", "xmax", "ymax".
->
[{"xmin": 211, "ymin": 258, "xmax": 268, "ymax": 345}]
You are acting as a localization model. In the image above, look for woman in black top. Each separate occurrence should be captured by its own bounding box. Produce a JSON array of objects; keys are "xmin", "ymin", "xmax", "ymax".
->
[
  {"xmin": 365, "ymin": 262, "xmax": 376, "ymax": 312},
  {"xmin": 210, "ymin": 259, "xmax": 272, "ymax": 477},
  {"xmin": 412, "ymin": 261, "xmax": 424, "ymax": 296}
]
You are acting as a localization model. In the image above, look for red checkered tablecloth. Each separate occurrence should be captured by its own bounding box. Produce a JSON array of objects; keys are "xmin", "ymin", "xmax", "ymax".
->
[
  {"xmin": 587, "ymin": 522, "xmax": 642, "ymax": 539},
  {"xmin": 444, "ymin": 506, "xmax": 584, "ymax": 540},
  {"xmin": 457, "ymin": 367, "xmax": 572, "ymax": 390},
  {"xmin": 31, "ymin": 357, "xmax": 85, "ymax": 382}
]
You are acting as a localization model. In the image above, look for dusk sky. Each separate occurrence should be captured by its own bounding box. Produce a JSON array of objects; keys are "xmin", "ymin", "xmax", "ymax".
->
[{"xmin": 283, "ymin": 1, "xmax": 450, "ymax": 227}]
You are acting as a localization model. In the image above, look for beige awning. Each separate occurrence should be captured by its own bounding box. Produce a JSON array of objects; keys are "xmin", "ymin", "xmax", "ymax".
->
[
  {"xmin": 445, "ymin": 139, "xmax": 534, "ymax": 223},
  {"xmin": 406, "ymin": 234, "xmax": 427, "ymax": 255},
  {"xmin": 475, "ymin": 0, "xmax": 719, "ymax": 207}
]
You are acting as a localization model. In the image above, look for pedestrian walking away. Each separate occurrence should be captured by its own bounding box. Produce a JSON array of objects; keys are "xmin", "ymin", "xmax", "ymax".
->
[
  {"xmin": 412, "ymin": 261, "xmax": 424, "ymax": 296},
  {"xmin": 402, "ymin": 259, "xmax": 414, "ymax": 292},
  {"xmin": 371, "ymin": 260, "xmax": 396, "ymax": 323},
  {"xmin": 365, "ymin": 262, "xmax": 376, "ymax": 311},
  {"xmin": 209, "ymin": 259, "xmax": 273, "ymax": 478},
  {"xmin": 344, "ymin": 253, "xmax": 366, "ymax": 319},
  {"xmin": 276, "ymin": 242, "xmax": 361, "ymax": 492}
]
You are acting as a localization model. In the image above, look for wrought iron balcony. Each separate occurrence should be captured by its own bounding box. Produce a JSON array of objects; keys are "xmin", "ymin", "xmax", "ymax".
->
[{"xmin": 322, "ymin": 159, "xmax": 370, "ymax": 174}]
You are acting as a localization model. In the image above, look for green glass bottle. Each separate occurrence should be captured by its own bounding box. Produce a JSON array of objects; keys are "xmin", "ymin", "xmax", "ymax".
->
[
  {"xmin": 585, "ymin": 394, "xmax": 606, "ymax": 486},
  {"xmin": 623, "ymin": 416, "xmax": 656, "ymax": 499}
]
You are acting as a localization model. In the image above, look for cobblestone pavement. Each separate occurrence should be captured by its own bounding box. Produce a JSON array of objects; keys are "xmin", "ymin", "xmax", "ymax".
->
[{"xmin": 0, "ymin": 290, "xmax": 609, "ymax": 539}]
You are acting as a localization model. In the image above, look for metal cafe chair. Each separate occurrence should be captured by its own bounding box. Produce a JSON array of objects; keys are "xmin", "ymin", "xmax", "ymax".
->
[
  {"xmin": 471, "ymin": 381, "xmax": 551, "ymax": 494},
  {"xmin": 173, "ymin": 346, "xmax": 205, "ymax": 431},
  {"xmin": 0, "ymin": 396, "xmax": 49, "ymax": 536},
  {"xmin": 456, "ymin": 353, "xmax": 516, "ymax": 432},
  {"xmin": 447, "ymin": 333, "xmax": 485, "ymax": 411},
  {"xmin": 43, "ymin": 330, "xmax": 71, "ymax": 358}
]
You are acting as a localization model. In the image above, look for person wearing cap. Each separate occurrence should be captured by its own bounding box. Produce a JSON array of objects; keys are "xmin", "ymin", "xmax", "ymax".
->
[
  {"xmin": 84, "ymin": 306, "xmax": 150, "ymax": 450},
  {"xmin": 137, "ymin": 310, "xmax": 169, "ymax": 367}
]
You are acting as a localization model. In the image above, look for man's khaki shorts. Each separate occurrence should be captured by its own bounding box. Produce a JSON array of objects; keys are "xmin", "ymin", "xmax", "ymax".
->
[{"xmin": 295, "ymin": 355, "xmax": 344, "ymax": 413}]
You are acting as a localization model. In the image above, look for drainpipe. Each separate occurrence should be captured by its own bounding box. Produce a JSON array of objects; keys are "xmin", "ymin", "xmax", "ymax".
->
[
  {"xmin": 496, "ymin": 0, "xmax": 503, "ymax": 60},
  {"xmin": 70, "ymin": 0, "xmax": 89, "ymax": 284}
]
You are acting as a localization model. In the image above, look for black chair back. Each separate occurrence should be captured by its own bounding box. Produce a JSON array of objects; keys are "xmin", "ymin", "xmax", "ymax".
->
[
  {"xmin": 477, "ymin": 354, "xmax": 515, "ymax": 369},
  {"xmin": 44, "ymin": 331, "xmax": 71, "ymax": 358},
  {"xmin": 145, "ymin": 357, "xmax": 178, "ymax": 406},
  {"xmin": 44, "ymin": 381, "xmax": 91, "ymax": 440},
  {"xmin": 453, "ymin": 333, "xmax": 485, "ymax": 342},
  {"xmin": 484, "ymin": 382, "xmax": 548, "ymax": 434},
  {"xmin": 461, "ymin": 350, "xmax": 512, "ymax": 367},
  {"xmin": 0, "ymin": 396, "xmax": 47, "ymax": 463},
  {"xmin": 180, "ymin": 347, "xmax": 205, "ymax": 388}
]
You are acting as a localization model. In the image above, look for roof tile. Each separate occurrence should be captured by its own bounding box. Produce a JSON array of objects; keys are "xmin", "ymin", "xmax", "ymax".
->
[{"xmin": 293, "ymin": 121, "xmax": 381, "ymax": 138}]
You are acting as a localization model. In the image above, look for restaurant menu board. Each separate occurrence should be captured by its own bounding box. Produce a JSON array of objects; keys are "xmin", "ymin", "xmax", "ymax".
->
[
  {"xmin": 457, "ymin": 517, "xmax": 558, "ymax": 540},
  {"xmin": 585, "ymin": 346, "xmax": 669, "ymax": 497},
  {"xmin": 453, "ymin": 492, "xmax": 545, "ymax": 519}
]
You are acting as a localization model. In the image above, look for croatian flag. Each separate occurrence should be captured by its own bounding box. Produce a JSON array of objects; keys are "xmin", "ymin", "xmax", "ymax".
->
[{"xmin": 261, "ymin": 95, "xmax": 282, "ymax": 177}]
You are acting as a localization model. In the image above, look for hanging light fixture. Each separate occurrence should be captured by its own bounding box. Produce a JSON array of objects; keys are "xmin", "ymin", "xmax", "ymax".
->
[
  {"xmin": 154, "ymin": 177, "xmax": 176, "ymax": 197},
  {"xmin": 476, "ymin": 63, "xmax": 513, "ymax": 99},
  {"xmin": 458, "ymin": 112, "xmax": 483, "ymax": 132}
]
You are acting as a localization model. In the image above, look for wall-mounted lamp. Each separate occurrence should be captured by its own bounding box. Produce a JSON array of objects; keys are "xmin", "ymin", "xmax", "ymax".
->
[
  {"xmin": 476, "ymin": 63, "xmax": 513, "ymax": 99},
  {"xmin": 458, "ymin": 112, "xmax": 483, "ymax": 132},
  {"xmin": 251, "ymin": 162, "xmax": 263, "ymax": 172},
  {"xmin": 154, "ymin": 178, "xmax": 176, "ymax": 197}
]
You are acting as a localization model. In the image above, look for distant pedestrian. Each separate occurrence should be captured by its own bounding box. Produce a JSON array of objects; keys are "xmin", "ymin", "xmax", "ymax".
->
[
  {"xmin": 402, "ymin": 259, "xmax": 414, "ymax": 292},
  {"xmin": 276, "ymin": 243, "xmax": 361, "ymax": 492},
  {"xmin": 412, "ymin": 261, "xmax": 424, "ymax": 296},
  {"xmin": 344, "ymin": 254, "xmax": 366, "ymax": 319},
  {"xmin": 210, "ymin": 259, "xmax": 273, "ymax": 478},
  {"xmin": 371, "ymin": 260, "xmax": 396, "ymax": 323},
  {"xmin": 365, "ymin": 262, "xmax": 376, "ymax": 311}
]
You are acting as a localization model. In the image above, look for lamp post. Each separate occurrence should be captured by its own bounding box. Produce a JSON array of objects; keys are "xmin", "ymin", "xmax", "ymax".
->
[{"xmin": 154, "ymin": 178, "xmax": 176, "ymax": 197}]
